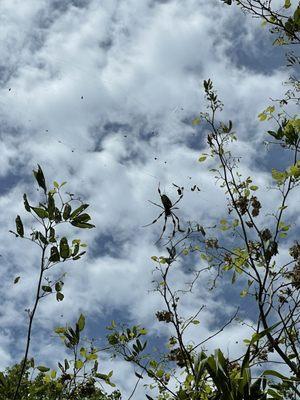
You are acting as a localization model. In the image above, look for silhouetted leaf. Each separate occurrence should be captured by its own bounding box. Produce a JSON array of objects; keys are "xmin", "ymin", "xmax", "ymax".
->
[
  {"xmin": 63, "ymin": 203, "xmax": 71, "ymax": 220},
  {"xmin": 71, "ymin": 221, "xmax": 95, "ymax": 229},
  {"xmin": 59, "ymin": 237, "xmax": 69, "ymax": 259},
  {"xmin": 38, "ymin": 232, "xmax": 48, "ymax": 245},
  {"xmin": 72, "ymin": 213, "xmax": 91, "ymax": 223},
  {"xmin": 23, "ymin": 194, "xmax": 31, "ymax": 212},
  {"xmin": 70, "ymin": 204, "xmax": 89, "ymax": 219},
  {"xmin": 33, "ymin": 165, "xmax": 47, "ymax": 194},
  {"xmin": 48, "ymin": 194, "xmax": 55, "ymax": 219},
  {"xmin": 32, "ymin": 207, "xmax": 48, "ymax": 219},
  {"xmin": 42, "ymin": 285, "xmax": 52, "ymax": 293},
  {"xmin": 15, "ymin": 215, "xmax": 24, "ymax": 237},
  {"xmin": 56, "ymin": 292, "xmax": 64, "ymax": 301},
  {"xmin": 49, "ymin": 246, "xmax": 60, "ymax": 262}
]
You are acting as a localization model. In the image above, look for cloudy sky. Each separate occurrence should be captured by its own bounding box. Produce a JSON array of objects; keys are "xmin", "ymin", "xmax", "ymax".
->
[{"xmin": 0, "ymin": 0, "xmax": 297, "ymax": 396}]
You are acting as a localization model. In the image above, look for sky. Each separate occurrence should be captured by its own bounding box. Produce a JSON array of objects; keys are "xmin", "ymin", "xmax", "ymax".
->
[{"xmin": 0, "ymin": 0, "xmax": 298, "ymax": 397}]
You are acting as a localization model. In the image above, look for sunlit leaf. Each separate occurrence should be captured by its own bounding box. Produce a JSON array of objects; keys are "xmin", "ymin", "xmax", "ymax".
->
[
  {"xmin": 78, "ymin": 314, "xmax": 85, "ymax": 331},
  {"xmin": 37, "ymin": 366, "xmax": 50, "ymax": 372},
  {"xmin": 75, "ymin": 360, "xmax": 84, "ymax": 369}
]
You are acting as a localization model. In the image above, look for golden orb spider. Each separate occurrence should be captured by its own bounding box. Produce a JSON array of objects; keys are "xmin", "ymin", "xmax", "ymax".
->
[{"xmin": 143, "ymin": 184, "xmax": 184, "ymax": 242}]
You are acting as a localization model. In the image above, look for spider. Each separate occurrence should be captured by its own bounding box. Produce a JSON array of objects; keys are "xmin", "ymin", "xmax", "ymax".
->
[{"xmin": 143, "ymin": 184, "xmax": 184, "ymax": 242}]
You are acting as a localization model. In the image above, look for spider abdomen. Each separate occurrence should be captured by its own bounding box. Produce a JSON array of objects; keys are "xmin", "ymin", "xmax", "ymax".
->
[{"xmin": 161, "ymin": 195, "xmax": 172, "ymax": 212}]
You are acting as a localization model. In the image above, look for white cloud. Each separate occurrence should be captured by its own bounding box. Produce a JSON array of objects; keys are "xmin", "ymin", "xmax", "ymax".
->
[{"xmin": 0, "ymin": 0, "xmax": 296, "ymax": 395}]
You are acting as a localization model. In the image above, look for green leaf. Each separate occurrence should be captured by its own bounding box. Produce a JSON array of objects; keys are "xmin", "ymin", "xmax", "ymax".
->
[
  {"xmin": 77, "ymin": 314, "xmax": 85, "ymax": 331},
  {"xmin": 55, "ymin": 281, "xmax": 63, "ymax": 292},
  {"xmin": 198, "ymin": 155, "xmax": 207, "ymax": 162},
  {"xmin": 250, "ymin": 185, "xmax": 258, "ymax": 191},
  {"xmin": 42, "ymin": 285, "xmax": 52, "ymax": 293},
  {"xmin": 72, "ymin": 251, "xmax": 86, "ymax": 260},
  {"xmin": 54, "ymin": 327, "xmax": 66, "ymax": 334},
  {"xmin": 37, "ymin": 366, "xmax": 50, "ymax": 373},
  {"xmin": 49, "ymin": 246, "xmax": 60, "ymax": 262},
  {"xmin": 250, "ymin": 322, "xmax": 281, "ymax": 344},
  {"xmin": 15, "ymin": 215, "xmax": 24, "ymax": 237},
  {"xmin": 59, "ymin": 237, "xmax": 70, "ymax": 259},
  {"xmin": 72, "ymin": 243, "xmax": 80, "ymax": 257},
  {"xmin": 232, "ymin": 219, "xmax": 239, "ymax": 227},
  {"xmin": 0, "ymin": 371, "xmax": 6, "ymax": 387},
  {"xmin": 63, "ymin": 203, "xmax": 71, "ymax": 220},
  {"xmin": 192, "ymin": 320, "xmax": 200, "ymax": 325},
  {"xmin": 192, "ymin": 117, "xmax": 201, "ymax": 126},
  {"xmin": 64, "ymin": 359, "xmax": 70, "ymax": 370},
  {"xmin": 38, "ymin": 232, "xmax": 48, "ymax": 245},
  {"xmin": 53, "ymin": 181, "xmax": 59, "ymax": 189},
  {"xmin": 32, "ymin": 207, "xmax": 48, "ymax": 219},
  {"xmin": 272, "ymin": 169, "xmax": 288, "ymax": 185},
  {"xmin": 50, "ymin": 370, "xmax": 57, "ymax": 379},
  {"xmin": 289, "ymin": 162, "xmax": 300, "ymax": 178},
  {"xmin": 156, "ymin": 369, "xmax": 164, "ymax": 378},
  {"xmin": 56, "ymin": 292, "xmax": 64, "ymax": 301},
  {"xmin": 72, "ymin": 213, "xmax": 91, "ymax": 223},
  {"xmin": 258, "ymin": 112, "xmax": 267, "ymax": 121},
  {"xmin": 54, "ymin": 207, "xmax": 62, "ymax": 222},
  {"xmin": 267, "ymin": 388, "xmax": 283, "ymax": 399},
  {"xmin": 86, "ymin": 353, "xmax": 97, "ymax": 360},
  {"xmin": 80, "ymin": 347, "xmax": 87, "ymax": 358},
  {"xmin": 70, "ymin": 204, "xmax": 89, "ymax": 219},
  {"xmin": 33, "ymin": 165, "xmax": 47, "ymax": 194},
  {"xmin": 48, "ymin": 194, "xmax": 55, "ymax": 219},
  {"xmin": 262, "ymin": 369, "xmax": 289, "ymax": 381},
  {"xmin": 23, "ymin": 194, "xmax": 31, "ymax": 212},
  {"xmin": 75, "ymin": 360, "xmax": 84, "ymax": 369},
  {"xmin": 284, "ymin": 0, "xmax": 291, "ymax": 8},
  {"xmin": 70, "ymin": 221, "xmax": 95, "ymax": 229}
]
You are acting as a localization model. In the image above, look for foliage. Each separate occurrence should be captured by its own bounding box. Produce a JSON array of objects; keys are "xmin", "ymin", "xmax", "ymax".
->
[
  {"xmin": 107, "ymin": 2, "xmax": 300, "ymax": 399},
  {"xmin": 0, "ymin": 359, "xmax": 121, "ymax": 400},
  {"xmin": 9, "ymin": 166, "xmax": 96, "ymax": 399}
]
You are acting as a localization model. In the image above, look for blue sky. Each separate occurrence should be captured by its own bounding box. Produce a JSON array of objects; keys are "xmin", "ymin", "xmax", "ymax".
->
[{"xmin": 0, "ymin": 0, "xmax": 298, "ymax": 396}]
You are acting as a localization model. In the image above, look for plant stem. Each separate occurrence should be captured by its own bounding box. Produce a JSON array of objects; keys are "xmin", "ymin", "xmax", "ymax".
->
[{"xmin": 13, "ymin": 244, "xmax": 47, "ymax": 400}]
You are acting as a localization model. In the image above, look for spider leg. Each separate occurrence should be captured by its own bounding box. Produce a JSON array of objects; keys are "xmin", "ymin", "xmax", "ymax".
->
[
  {"xmin": 158, "ymin": 183, "xmax": 162, "ymax": 197},
  {"xmin": 172, "ymin": 212, "xmax": 185, "ymax": 233},
  {"xmin": 148, "ymin": 200, "xmax": 164, "ymax": 209},
  {"xmin": 172, "ymin": 194, "xmax": 183, "ymax": 207},
  {"xmin": 142, "ymin": 211, "xmax": 165, "ymax": 227},
  {"xmin": 169, "ymin": 213, "xmax": 177, "ymax": 239},
  {"xmin": 156, "ymin": 213, "xmax": 168, "ymax": 243}
]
